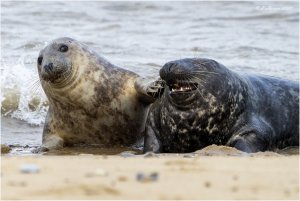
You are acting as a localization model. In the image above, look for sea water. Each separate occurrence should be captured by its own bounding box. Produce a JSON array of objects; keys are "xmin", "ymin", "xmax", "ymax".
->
[{"xmin": 1, "ymin": 1, "xmax": 299, "ymax": 149}]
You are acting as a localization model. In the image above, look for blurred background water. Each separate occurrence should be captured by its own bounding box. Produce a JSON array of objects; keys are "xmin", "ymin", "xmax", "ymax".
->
[{"xmin": 1, "ymin": 1, "xmax": 299, "ymax": 147}]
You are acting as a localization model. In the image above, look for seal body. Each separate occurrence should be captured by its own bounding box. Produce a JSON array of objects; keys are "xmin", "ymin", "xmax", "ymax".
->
[
  {"xmin": 144, "ymin": 58, "xmax": 299, "ymax": 153},
  {"xmin": 38, "ymin": 37, "xmax": 153, "ymax": 149}
]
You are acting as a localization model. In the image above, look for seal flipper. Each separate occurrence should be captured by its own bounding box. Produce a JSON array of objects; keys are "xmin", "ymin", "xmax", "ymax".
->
[
  {"xmin": 227, "ymin": 117, "xmax": 273, "ymax": 153},
  {"xmin": 227, "ymin": 133, "xmax": 268, "ymax": 153},
  {"xmin": 41, "ymin": 109, "xmax": 64, "ymax": 150},
  {"xmin": 135, "ymin": 76, "xmax": 165, "ymax": 104},
  {"xmin": 143, "ymin": 124, "xmax": 162, "ymax": 153}
]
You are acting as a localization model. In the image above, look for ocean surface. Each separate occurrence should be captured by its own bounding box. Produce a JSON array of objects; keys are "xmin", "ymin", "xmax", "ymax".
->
[{"xmin": 1, "ymin": 1, "xmax": 299, "ymax": 151}]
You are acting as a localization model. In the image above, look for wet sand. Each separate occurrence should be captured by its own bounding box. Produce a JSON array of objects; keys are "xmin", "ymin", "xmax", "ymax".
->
[{"xmin": 1, "ymin": 146, "xmax": 299, "ymax": 200}]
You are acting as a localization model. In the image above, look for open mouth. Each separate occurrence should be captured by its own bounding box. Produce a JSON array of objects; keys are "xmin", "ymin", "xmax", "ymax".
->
[{"xmin": 169, "ymin": 82, "xmax": 198, "ymax": 93}]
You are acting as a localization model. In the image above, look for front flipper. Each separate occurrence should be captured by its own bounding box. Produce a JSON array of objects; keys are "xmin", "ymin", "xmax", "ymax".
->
[
  {"xmin": 143, "ymin": 123, "xmax": 162, "ymax": 153},
  {"xmin": 227, "ymin": 117, "xmax": 273, "ymax": 153},
  {"xmin": 227, "ymin": 133, "xmax": 268, "ymax": 153},
  {"xmin": 135, "ymin": 76, "xmax": 165, "ymax": 103},
  {"xmin": 41, "ymin": 109, "xmax": 64, "ymax": 150}
]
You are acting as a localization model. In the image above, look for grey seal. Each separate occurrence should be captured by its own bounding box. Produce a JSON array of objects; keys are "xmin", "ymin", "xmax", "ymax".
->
[
  {"xmin": 37, "ymin": 37, "xmax": 157, "ymax": 150},
  {"xmin": 144, "ymin": 58, "xmax": 299, "ymax": 153}
]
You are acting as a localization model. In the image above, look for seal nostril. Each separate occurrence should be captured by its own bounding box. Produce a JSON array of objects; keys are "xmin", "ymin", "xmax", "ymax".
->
[
  {"xmin": 167, "ymin": 63, "xmax": 175, "ymax": 72},
  {"xmin": 44, "ymin": 63, "xmax": 54, "ymax": 72},
  {"xmin": 160, "ymin": 62, "xmax": 177, "ymax": 80},
  {"xmin": 48, "ymin": 63, "xmax": 53, "ymax": 70}
]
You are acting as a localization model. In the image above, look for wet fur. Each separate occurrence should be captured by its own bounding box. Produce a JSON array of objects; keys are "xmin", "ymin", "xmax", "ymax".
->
[{"xmin": 144, "ymin": 58, "xmax": 299, "ymax": 153}]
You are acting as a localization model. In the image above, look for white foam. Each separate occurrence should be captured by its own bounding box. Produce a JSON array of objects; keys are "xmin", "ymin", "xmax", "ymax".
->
[{"xmin": 1, "ymin": 57, "xmax": 48, "ymax": 126}]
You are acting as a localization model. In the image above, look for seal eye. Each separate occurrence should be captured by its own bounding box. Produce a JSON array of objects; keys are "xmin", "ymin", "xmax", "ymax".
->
[
  {"xmin": 37, "ymin": 56, "xmax": 43, "ymax": 65},
  {"xmin": 59, "ymin": 44, "xmax": 68, "ymax": 52}
]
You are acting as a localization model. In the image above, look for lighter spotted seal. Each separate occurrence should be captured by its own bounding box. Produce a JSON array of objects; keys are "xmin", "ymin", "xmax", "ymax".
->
[{"xmin": 37, "ymin": 37, "xmax": 158, "ymax": 150}]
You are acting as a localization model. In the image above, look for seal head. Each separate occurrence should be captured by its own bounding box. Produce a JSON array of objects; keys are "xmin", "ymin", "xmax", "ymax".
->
[{"xmin": 38, "ymin": 38, "xmax": 77, "ymax": 87}]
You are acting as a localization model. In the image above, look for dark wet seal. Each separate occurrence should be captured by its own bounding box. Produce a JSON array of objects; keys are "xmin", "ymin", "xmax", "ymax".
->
[{"xmin": 144, "ymin": 58, "xmax": 299, "ymax": 153}]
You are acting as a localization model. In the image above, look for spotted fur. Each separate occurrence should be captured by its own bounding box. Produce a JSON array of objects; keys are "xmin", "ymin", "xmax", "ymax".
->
[
  {"xmin": 38, "ymin": 37, "xmax": 152, "ymax": 149},
  {"xmin": 144, "ymin": 58, "xmax": 299, "ymax": 153}
]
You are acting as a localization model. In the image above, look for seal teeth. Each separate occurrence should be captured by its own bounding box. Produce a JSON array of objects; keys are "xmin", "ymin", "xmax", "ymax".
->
[
  {"xmin": 169, "ymin": 82, "xmax": 198, "ymax": 93},
  {"xmin": 171, "ymin": 86, "xmax": 191, "ymax": 92}
]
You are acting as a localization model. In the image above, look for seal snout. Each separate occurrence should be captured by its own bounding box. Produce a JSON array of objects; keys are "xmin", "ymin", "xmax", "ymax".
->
[
  {"xmin": 39, "ymin": 59, "xmax": 72, "ymax": 84},
  {"xmin": 160, "ymin": 61, "xmax": 198, "ymax": 94},
  {"xmin": 44, "ymin": 62, "xmax": 54, "ymax": 72},
  {"xmin": 160, "ymin": 61, "xmax": 183, "ymax": 81}
]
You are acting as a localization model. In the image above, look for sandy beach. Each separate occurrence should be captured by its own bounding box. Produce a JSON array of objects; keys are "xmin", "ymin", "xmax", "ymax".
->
[{"xmin": 1, "ymin": 150, "xmax": 299, "ymax": 200}]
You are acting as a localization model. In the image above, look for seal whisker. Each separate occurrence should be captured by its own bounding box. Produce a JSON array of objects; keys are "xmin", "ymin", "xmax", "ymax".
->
[
  {"xmin": 185, "ymin": 76, "xmax": 194, "ymax": 92},
  {"xmin": 187, "ymin": 76, "xmax": 206, "ymax": 100},
  {"xmin": 153, "ymin": 81, "xmax": 162, "ymax": 98},
  {"xmin": 156, "ymin": 82, "xmax": 164, "ymax": 99},
  {"xmin": 200, "ymin": 61, "xmax": 212, "ymax": 65},
  {"xmin": 45, "ymin": 82, "xmax": 55, "ymax": 98},
  {"xmin": 189, "ymin": 74, "xmax": 207, "ymax": 83},
  {"xmin": 24, "ymin": 76, "xmax": 40, "ymax": 85},
  {"xmin": 190, "ymin": 69, "xmax": 215, "ymax": 73},
  {"xmin": 28, "ymin": 79, "xmax": 39, "ymax": 90},
  {"xmin": 195, "ymin": 60, "xmax": 215, "ymax": 68},
  {"xmin": 25, "ymin": 76, "xmax": 42, "ymax": 93},
  {"xmin": 190, "ymin": 70, "xmax": 220, "ymax": 76},
  {"xmin": 30, "ymin": 81, "xmax": 41, "ymax": 95},
  {"xmin": 28, "ymin": 78, "xmax": 44, "ymax": 96},
  {"xmin": 189, "ymin": 73, "xmax": 217, "ymax": 78},
  {"xmin": 186, "ymin": 74, "xmax": 207, "ymax": 87},
  {"xmin": 156, "ymin": 79, "xmax": 166, "ymax": 99}
]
